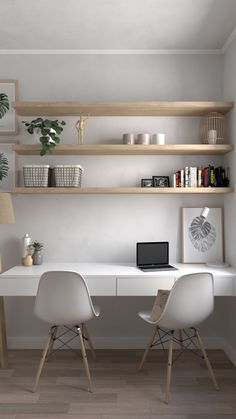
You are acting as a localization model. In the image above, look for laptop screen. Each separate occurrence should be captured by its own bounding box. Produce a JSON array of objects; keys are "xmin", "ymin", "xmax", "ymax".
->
[{"xmin": 137, "ymin": 242, "xmax": 169, "ymax": 266}]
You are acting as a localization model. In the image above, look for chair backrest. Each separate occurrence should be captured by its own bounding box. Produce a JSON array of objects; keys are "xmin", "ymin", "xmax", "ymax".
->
[
  {"xmin": 158, "ymin": 272, "xmax": 214, "ymax": 330},
  {"xmin": 34, "ymin": 271, "xmax": 96, "ymax": 325}
]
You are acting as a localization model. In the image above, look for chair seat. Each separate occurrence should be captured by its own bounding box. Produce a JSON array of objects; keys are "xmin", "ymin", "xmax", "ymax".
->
[{"xmin": 138, "ymin": 310, "xmax": 157, "ymax": 325}]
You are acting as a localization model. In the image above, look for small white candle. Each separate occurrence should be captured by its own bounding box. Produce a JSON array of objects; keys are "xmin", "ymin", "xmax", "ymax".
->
[
  {"xmin": 152, "ymin": 133, "xmax": 165, "ymax": 145},
  {"xmin": 208, "ymin": 130, "xmax": 217, "ymax": 144},
  {"xmin": 137, "ymin": 133, "xmax": 151, "ymax": 145},
  {"xmin": 123, "ymin": 133, "xmax": 135, "ymax": 145}
]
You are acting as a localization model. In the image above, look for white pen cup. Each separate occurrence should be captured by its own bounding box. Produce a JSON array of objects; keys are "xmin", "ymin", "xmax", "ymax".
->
[
  {"xmin": 208, "ymin": 129, "xmax": 217, "ymax": 144},
  {"xmin": 152, "ymin": 133, "xmax": 165, "ymax": 145},
  {"xmin": 137, "ymin": 133, "xmax": 151, "ymax": 145},
  {"xmin": 123, "ymin": 133, "xmax": 135, "ymax": 145}
]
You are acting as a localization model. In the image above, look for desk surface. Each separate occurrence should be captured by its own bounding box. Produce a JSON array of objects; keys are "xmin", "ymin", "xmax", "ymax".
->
[
  {"xmin": 1, "ymin": 262, "xmax": 236, "ymax": 277},
  {"xmin": 0, "ymin": 263, "xmax": 236, "ymax": 297}
]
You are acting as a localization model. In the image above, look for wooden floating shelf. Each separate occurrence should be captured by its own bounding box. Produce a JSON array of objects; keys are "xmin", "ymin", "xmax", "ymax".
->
[
  {"xmin": 12, "ymin": 187, "xmax": 233, "ymax": 195},
  {"xmin": 12, "ymin": 144, "xmax": 234, "ymax": 156},
  {"xmin": 12, "ymin": 101, "xmax": 234, "ymax": 117}
]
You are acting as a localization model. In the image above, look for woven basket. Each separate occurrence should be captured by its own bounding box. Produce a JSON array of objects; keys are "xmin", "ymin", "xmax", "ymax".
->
[
  {"xmin": 54, "ymin": 165, "xmax": 84, "ymax": 187},
  {"xmin": 23, "ymin": 165, "xmax": 50, "ymax": 187}
]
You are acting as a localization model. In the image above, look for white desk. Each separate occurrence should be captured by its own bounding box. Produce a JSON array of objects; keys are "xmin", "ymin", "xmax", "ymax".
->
[
  {"xmin": 0, "ymin": 262, "xmax": 235, "ymax": 368},
  {"xmin": 1, "ymin": 262, "xmax": 236, "ymax": 297}
]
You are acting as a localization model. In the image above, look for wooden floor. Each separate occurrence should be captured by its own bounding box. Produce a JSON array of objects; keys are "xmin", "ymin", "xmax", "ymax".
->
[{"xmin": 0, "ymin": 348, "xmax": 236, "ymax": 419}]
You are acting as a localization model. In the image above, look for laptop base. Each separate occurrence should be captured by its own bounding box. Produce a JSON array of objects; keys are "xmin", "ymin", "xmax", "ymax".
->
[{"xmin": 138, "ymin": 265, "xmax": 178, "ymax": 272}]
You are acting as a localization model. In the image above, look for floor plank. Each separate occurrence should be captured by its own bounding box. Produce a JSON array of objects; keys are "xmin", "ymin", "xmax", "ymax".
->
[{"xmin": 0, "ymin": 349, "xmax": 234, "ymax": 418}]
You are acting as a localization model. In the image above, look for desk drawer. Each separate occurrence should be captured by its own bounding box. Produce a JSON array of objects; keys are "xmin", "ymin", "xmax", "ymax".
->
[
  {"xmin": 85, "ymin": 276, "xmax": 116, "ymax": 296},
  {"xmin": 214, "ymin": 276, "xmax": 234, "ymax": 296},
  {"xmin": 0, "ymin": 276, "xmax": 40, "ymax": 296},
  {"xmin": 117, "ymin": 276, "xmax": 175, "ymax": 296}
]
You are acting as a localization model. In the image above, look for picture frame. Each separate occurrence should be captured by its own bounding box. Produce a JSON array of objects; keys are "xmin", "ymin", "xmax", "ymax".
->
[
  {"xmin": 182, "ymin": 207, "xmax": 223, "ymax": 263},
  {"xmin": 152, "ymin": 176, "xmax": 170, "ymax": 187},
  {"xmin": 141, "ymin": 179, "xmax": 153, "ymax": 187},
  {"xmin": 0, "ymin": 80, "xmax": 19, "ymax": 135},
  {"xmin": 0, "ymin": 143, "xmax": 16, "ymax": 191}
]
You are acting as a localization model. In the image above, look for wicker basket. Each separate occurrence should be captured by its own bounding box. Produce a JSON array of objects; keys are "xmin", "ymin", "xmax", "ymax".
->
[
  {"xmin": 23, "ymin": 165, "xmax": 50, "ymax": 187},
  {"xmin": 54, "ymin": 165, "xmax": 84, "ymax": 187}
]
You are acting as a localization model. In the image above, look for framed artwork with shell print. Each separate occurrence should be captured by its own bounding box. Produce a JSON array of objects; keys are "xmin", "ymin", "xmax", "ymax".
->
[{"xmin": 182, "ymin": 207, "xmax": 223, "ymax": 263}]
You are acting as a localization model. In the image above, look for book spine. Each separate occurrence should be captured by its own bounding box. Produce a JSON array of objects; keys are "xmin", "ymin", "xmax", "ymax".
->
[
  {"xmin": 180, "ymin": 169, "xmax": 184, "ymax": 188},
  {"xmin": 218, "ymin": 166, "xmax": 223, "ymax": 186},
  {"xmin": 185, "ymin": 167, "xmax": 189, "ymax": 187},
  {"xmin": 204, "ymin": 167, "xmax": 209, "ymax": 187},
  {"xmin": 171, "ymin": 173, "xmax": 176, "ymax": 188},
  {"xmin": 210, "ymin": 167, "xmax": 215, "ymax": 187},
  {"xmin": 197, "ymin": 167, "xmax": 202, "ymax": 187},
  {"xmin": 176, "ymin": 170, "xmax": 180, "ymax": 188},
  {"xmin": 189, "ymin": 167, "xmax": 196, "ymax": 188}
]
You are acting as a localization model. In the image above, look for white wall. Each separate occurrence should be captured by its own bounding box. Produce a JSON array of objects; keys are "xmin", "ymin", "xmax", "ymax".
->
[
  {"xmin": 0, "ymin": 53, "xmax": 227, "ymax": 348},
  {"xmin": 222, "ymin": 37, "xmax": 236, "ymax": 362}
]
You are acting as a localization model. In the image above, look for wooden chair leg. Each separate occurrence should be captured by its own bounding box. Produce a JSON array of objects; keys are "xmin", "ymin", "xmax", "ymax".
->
[
  {"xmin": 82, "ymin": 323, "xmax": 96, "ymax": 361},
  {"xmin": 138, "ymin": 327, "xmax": 157, "ymax": 371},
  {"xmin": 46, "ymin": 326, "xmax": 58, "ymax": 361},
  {"xmin": 165, "ymin": 333, "xmax": 173, "ymax": 404},
  {"xmin": 196, "ymin": 330, "xmax": 219, "ymax": 391},
  {"xmin": 0, "ymin": 297, "xmax": 8, "ymax": 368},
  {"xmin": 32, "ymin": 328, "xmax": 53, "ymax": 393},
  {"xmin": 78, "ymin": 326, "xmax": 93, "ymax": 393}
]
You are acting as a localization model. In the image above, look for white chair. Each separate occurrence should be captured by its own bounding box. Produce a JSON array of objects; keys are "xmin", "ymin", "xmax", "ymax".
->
[
  {"xmin": 138, "ymin": 272, "xmax": 219, "ymax": 403},
  {"xmin": 33, "ymin": 271, "xmax": 100, "ymax": 393}
]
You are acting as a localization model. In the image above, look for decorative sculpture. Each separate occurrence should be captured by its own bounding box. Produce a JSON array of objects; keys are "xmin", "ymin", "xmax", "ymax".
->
[{"xmin": 75, "ymin": 115, "xmax": 90, "ymax": 144}]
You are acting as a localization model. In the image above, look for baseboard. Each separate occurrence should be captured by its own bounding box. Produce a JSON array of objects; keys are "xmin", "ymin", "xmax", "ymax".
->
[{"xmin": 7, "ymin": 335, "xmax": 225, "ymax": 350}]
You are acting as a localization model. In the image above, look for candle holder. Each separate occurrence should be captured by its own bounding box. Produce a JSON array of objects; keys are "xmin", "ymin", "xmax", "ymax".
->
[{"xmin": 199, "ymin": 112, "xmax": 225, "ymax": 144}]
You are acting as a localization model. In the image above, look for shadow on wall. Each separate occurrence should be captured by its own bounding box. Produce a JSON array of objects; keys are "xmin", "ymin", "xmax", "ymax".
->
[{"xmin": 2, "ymin": 237, "xmax": 21, "ymax": 271}]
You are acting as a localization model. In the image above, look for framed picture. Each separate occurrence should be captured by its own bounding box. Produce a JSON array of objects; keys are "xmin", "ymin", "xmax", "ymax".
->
[
  {"xmin": 152, "ymin": 176, "xmax": 169, "ymax": 187},
  {"xmin": 182, "ymin": 207, "xmax": 223, "ymax": 263},
  {"xmin": 0, "ymin": 144, "xmax": 16, "ymax": 191},
  {"xmin": 141, "ymin": 179, "xmax": 153, "ymax": 187},
  {"xmin": 0, "ymin": 80, "xmax": 18, "ymax": 135}
]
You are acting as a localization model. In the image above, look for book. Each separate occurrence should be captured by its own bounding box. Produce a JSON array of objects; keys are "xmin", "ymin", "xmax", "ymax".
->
[{"xmin": 204, "ymin": 167, "xmax": 209, "ymax": 187}]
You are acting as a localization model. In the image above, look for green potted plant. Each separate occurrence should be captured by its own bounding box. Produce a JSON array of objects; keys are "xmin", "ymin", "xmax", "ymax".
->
[
  {"xmin": 0, "ymin": 152, "xmax": 9, "ymax": 181},
  {"xmin": 22, "ymin": 118, "xmax": 66, "ymax": 156},
  {"xmin": 0, "ymin": 93, "xmax": 9, "ymax": 119},
  {"xmin": 32, "ymin": 241, "xmax": 44, "ymax": 265}
]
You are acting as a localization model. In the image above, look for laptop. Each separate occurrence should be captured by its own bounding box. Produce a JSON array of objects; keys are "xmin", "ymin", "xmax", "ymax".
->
[{"xmin": 136, "ymin": 242, "xmax": 177, "ymax": 271}]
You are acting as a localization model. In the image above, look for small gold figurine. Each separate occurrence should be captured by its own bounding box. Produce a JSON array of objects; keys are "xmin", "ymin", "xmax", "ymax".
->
[{"xmin": 75, "ymin": 114, "xmax": 90, "ymax": 144}]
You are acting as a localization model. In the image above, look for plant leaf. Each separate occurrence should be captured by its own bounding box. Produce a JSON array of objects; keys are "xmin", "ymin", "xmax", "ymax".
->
[
  {"xmin": 0, "ymin": 93, "xmax": 9, "ymax": 119},
  {"xmin": 0, "ymin": 152, "xmax": 9, "ymax": 181}
]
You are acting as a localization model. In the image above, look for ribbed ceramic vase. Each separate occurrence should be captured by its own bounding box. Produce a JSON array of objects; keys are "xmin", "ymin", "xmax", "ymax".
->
[{"xmin": 33, "ymin": 250, "xmax": 43, "ymax": 265}]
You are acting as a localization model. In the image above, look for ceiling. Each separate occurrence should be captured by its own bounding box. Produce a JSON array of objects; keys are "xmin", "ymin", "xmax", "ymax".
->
[{"xmin": 1, "ymin": 0, "xmax": 236, "ymax": 51}]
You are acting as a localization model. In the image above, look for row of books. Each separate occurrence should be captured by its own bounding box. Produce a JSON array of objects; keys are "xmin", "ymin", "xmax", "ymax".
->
[{"xmin": 172, "ymin": 166, "xmax": 230, "ymax": 188}]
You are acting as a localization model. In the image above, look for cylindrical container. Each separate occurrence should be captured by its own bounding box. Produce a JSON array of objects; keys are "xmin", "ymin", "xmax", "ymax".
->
[
  {"xmin": 152, "ymin": 133, "xmax": 165, "ymax": 144},
  {"xmin": 208, "ymin": 129, "xmax": 217, "ymax": 144},
  {"xmin": 136, "ymin": 133, "xmax": 151, "ymax": 145},
  {"xmin": 22, "ymin": 233, "xmax": 31, "ymax": 264},
  {"xmin": 123, "ymin": 133, "xmax": 135, "ymax": 145}
]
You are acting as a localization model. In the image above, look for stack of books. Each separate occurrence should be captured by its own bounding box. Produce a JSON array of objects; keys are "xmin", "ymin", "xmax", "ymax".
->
[{"xmin": 172, "ymin": 166, "xmax": 230, "ymax": 188}]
